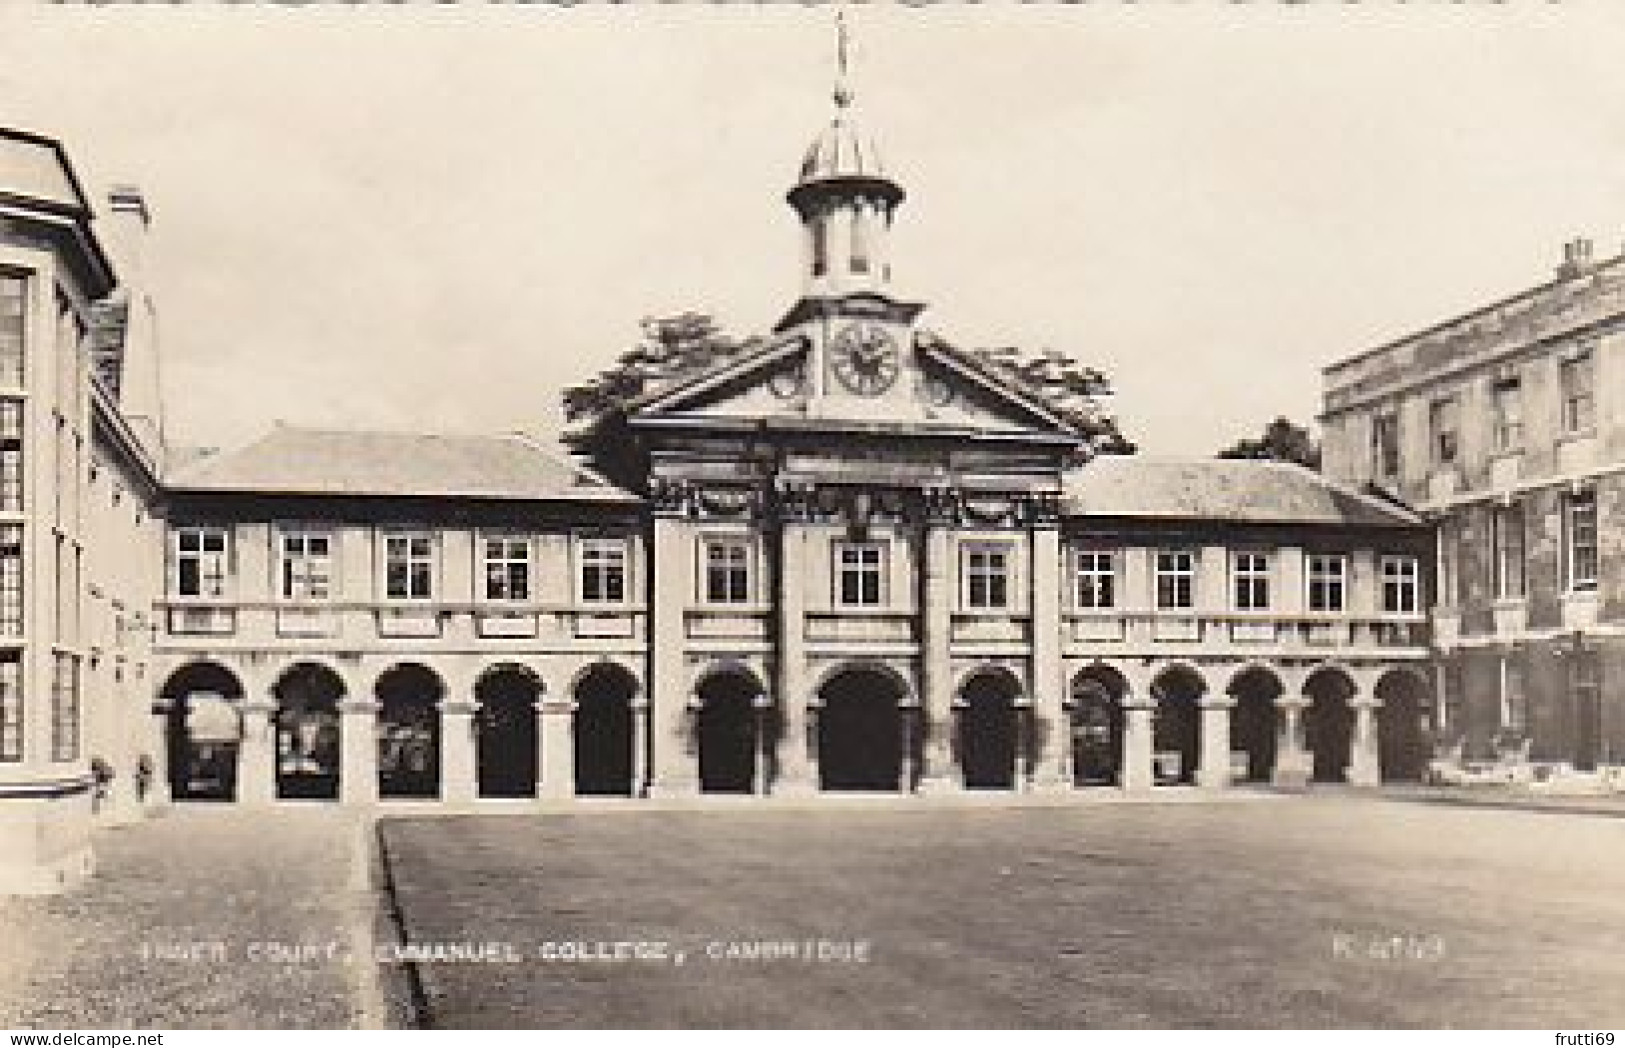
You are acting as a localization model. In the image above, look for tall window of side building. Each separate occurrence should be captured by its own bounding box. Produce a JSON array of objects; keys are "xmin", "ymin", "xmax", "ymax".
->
[
  {"xmin": 1428, "ymin": 396, "xmax": 1459, "ymax": 466},
  {"xmin": 0, "ymin": 274, "xmax": 24, "ymax": 389},
  {"xmin": 1371, "ymin": 411, "xmax": 1400, "ymax": 481},
  {"xmin": 0, "ymin": 525, "xmax": 19, "ymax": 636},
  {"xmin": 1560, "ymin": 349, "xmax": 1597, "ymax": 435},
  {"xmin": 50, "ymin": 652, "xmax": 79, "ymax": 762},
  {"xmin": 0, "ymin": 651, "xmax": 19, "ymax": 762},
  {"xmin": 1564, "ymin": 490, "xmax": 1599, "ymax": 592},
  {"xmin": 0, "ymin": 399, "xmax": 21, "ymax": 512},
  {"xmin": 1492, "ymin": 504, "xmax": 1526, "ymax": 600},
  {"xmin": 1491, "ymin": 373, "xmax": 1523, "ymax": 453}
]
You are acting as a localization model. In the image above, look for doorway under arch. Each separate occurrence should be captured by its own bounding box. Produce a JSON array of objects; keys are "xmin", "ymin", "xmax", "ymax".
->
[
  {"xmin": 1227, "ymin": 666, "xmax": 1282, "ymax": 784},
  {"xmin": 1376, "ymin": 668, "xmax": 1432, "ymax": 783},
  {"xmin": 817, "ymin": 666, "xmax": 905, "ymax": 792},
  {"xmin": 273, "ymin": 663, "xmax": 345, "ymax": 801},
  {"xmin": 1069, "ymin": 666, "xmax": 1126, "ymax": 787},
  {"xmin": 476, "ymin": 666, "xmax": 540, "ymax": 798},
  {"xmin": 1151, "ymin": 665, "xmax": 1205, "ymax": 785},
  {"xmin": 1304, "ymin": 666, "xmax": 1356, "ymax": 784},
  {"xmin": 160, "ymin": 662, "xmax": 244, "ymax": 802},
  {"xmin": 376, "ymin": 663, "xmax": 442, "ymax": 799},
  {"xmin": 574, "ymin": 663, "xmax": 638, "ymax": 797}
]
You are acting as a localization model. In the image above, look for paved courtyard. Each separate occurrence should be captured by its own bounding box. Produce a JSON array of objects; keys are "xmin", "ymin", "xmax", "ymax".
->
[{"xmin": 380, "ymin": 796, "xmax": 1625, "ymax": 1029}]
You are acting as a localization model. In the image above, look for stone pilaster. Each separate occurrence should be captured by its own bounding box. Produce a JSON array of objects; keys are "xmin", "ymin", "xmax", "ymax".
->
[
  {"xmin": 1121, "ymin": 698, "xmax": 1155, "ymax": 793},
  {"xmin": 649, "ymin": 508, "xmax": 698, "ymax": 798},
  {"xmin": 1197, "ymin": 695, "xmax": 1235, "ymax": 790},
  {"xmin": 146, "ymin": 703, "xmax": 173, "ymax": 808},
  {"xmin": 1272, "ymin": 695, "xmax": 1312, "ymax": 789},
  {"xmin": 540, "ymin": 698, "xmax": 575, "ymax": 800},
  {"xmin": 238, "ymin": 701, "xmax": 277, "ymax": 807},
  {"xmin": 438, "ymin": 700, "xmax": 478, "ymax": 806},
  {"xmin": 1029, "ymin": 518, "xmax": 1067, "ymax": 791},
  {"xmin": 917, "ymin": 492, "xmax": 957, "ymax": 793},
  {"xmin": 1348, "ymin": 694, "xmax": 1382, "ymax": 787},
  {"xmin": 774, "ymin": 510, "xmax": 814, "ymax": 795},
  {"xmin": 631, "ymin": 698, "xmax": 650, "ymax": 798},
  {"xmin": 340, "ymin": 699, "xmax": 379, "ymax": 806}
]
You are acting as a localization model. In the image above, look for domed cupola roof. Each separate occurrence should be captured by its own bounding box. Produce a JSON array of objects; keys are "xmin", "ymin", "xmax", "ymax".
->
[{"xmin": 786, "ymin": 16, "xmax": 904, "ymax": 217}]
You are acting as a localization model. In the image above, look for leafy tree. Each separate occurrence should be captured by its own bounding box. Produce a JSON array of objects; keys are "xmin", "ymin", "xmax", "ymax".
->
[
  {"xmin": 939, "ymin": 339, "xmax": 1135, "ymax": 454},
  {"xmin": 1219, "ymin": 417, "xmax": 1321, "ymax": 469},
  {"xmin": 563, "ymin": 312, "xmax": 757, "ymax": 424}
]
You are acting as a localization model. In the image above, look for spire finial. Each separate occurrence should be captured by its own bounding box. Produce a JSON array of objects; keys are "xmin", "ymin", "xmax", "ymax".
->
[{"xmin": 833, "ymin": 6, "xmax": 853, "ymax": 110}]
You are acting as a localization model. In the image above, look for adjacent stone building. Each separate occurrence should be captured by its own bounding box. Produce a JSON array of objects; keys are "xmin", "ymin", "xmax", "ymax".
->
[{"xmin": 1322, "ymin": 238, "xmax": 1623, "ymax": 776}]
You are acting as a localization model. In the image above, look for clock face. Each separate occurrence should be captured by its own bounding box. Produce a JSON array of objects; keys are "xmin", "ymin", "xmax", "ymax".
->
[{"xmin": 829, "ymin": 322, "xmax": 900, "ymax": 396}]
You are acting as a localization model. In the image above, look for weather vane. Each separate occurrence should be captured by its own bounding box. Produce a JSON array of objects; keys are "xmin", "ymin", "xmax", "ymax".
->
[{"xmin": 833, "ymin": 6, "xmax": 853, "ymax": 110}]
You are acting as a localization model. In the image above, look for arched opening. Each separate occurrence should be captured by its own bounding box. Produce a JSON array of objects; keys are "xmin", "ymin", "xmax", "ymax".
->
[
  {"xmin": 475, "ymin": 667, "xmax": 540, "ymax": 798},
  {"xmin": 273, "ymin": 663, "xmax": 345, "ymax": 801},
  {"xmin": 696, "ymin": 668, "xmax": 763, "ymax": 795},
  {"xmin": 817, "ymin": 666, "xmax": 904, "ymax": 792},
  {"xmin": 159, "ymin": 662, "xmax": 244, "ymax": 802},
  {"xmin": 376, "ymin": 664, "xmax": 442, "ymax": 799},
  {"xmin": 1151, "ymin": 665, "xmax": 1205, "ymax": 785},
  {"xmin": 1376, "ymin": 668, "xmax": 1432, "ymax": 783},
  {"xmin": 957, "ymin": 669, "xmax": 1020, "ymax": 790},
  {"xmin": 1304, "ymin": 666, "xmax": 1356, "ymax": 784},
  {"xmin": 1227, "ymin": 667, "xmax": 1281, "ymax": 784},
  {"xmin": 574, "ymin": 663, "xmax": 637, "ymax": 797},
  {"xmin": 1069, "ymin": 666, "xmax": 1126, "ymax": 787}
]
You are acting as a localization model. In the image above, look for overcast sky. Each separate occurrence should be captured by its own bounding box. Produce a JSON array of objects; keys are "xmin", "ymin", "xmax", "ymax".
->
[{"xmin": 4, "ymin": 4, "xmax": 1625, "ymax": 458}]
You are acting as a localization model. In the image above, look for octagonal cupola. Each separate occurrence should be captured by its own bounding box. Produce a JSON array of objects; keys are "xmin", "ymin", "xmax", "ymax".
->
[{"xmin": 786, "ymin": 12, "xmax": 904, "ymax": 301}]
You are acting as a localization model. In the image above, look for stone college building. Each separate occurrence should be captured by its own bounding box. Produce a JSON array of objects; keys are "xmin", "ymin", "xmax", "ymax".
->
[{"xmin": 1, "ymin": 41, "xmax": 1610, "ymax": 893}]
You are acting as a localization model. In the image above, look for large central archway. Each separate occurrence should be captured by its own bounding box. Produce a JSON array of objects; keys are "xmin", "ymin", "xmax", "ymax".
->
[
  {"xmin": 697, "ymin": 668, "xmax": 764, "ymax": 795},
  {"xmin": 574, "ymin": 663, "xmax": 638, "ymax": 797},
  {"xmin": 957, "ymin": 668, "xmax": 1020, "ymax": 790},
  {"xmin": 376, "ymin": 664, "xmax": 442, "ymax": 799},
  {"xmin": 1151, "ymin": 665, "xmax": 1205, "ymax": 785},
  {"xmin": 476, "ymin": 666, "xmax": 540, "ymax": 798},
  {"xmin": 1069, "ymin": 666, "xmax": 1126, "ymax": 787},
  {"xmin": 273, "ymin": 663, "xmax": 345, "ymax": 801},
  {"xmin": 817, "ymin": 666, "xmax": 904, "ymax": 792},
  {"xmin": 1228, "ymin": 666, "xmax": 1281, "ymax": 784},
  {"xmin": 160, "ymin": 662, "xmax": 244, "ymax": 802}
]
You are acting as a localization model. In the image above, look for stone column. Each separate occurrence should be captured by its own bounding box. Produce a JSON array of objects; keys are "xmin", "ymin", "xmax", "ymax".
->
[
  {"xmin": 774, "ymin": 509, "xmax": 814, "ymax": 795},
  {"xmin": 540, "ymin": 697, "xmax": 575, "ymax": 800},
  {"xmin": 1197, "ymin": 695, "xmax": 1235, "ymax": 790},
  {"xmin": 631, "ymin": 698, "xmax": 650, "ymax": 798},
  {"xmin": 439, "ymin": 700, "xmax": 478, "ymax": 806},
  {"xmin": 917, "ymin": 495, "xmax": 957, "ymax": 793},
  {"xmin": 238, "ymin": 700, "xmax": 277, "ymax": 806},
  {"xmin": 1030, "ymin": 517, "xmax": 1068, "ymax": 791},
  {"xmin": 752, "ymin": 694, "xmax": 772, "ymax": 797},
  {"xmin": 1121, "ymin": 697, "xmax": 1155, "ymax": 793},
  {"xmin": 898, "ymin": 703, "xmax": 918, "ymax": 794},
  {"xmin": 147, "ymin": 703, "xmax": 174, "ymax": 808},
  {"xmin": 648, "ymin": 507, "xmax": 697, "ymax": 798},
  {"xmin": 1348, "ymin": 694, "xmax": 1382, "ymax": 787},
  {"xmin": 340, "ymin": 699, "xmax": 379, "ymax": 806},
  {"xmin": 1272, "ymin": 695, "xmax": 1312, "ymax": 789}
]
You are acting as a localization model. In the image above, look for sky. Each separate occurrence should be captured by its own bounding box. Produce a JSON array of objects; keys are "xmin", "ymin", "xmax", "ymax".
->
[{"xmin": 4, "ymin": 4, "xmax": 1625, "ymax": 459}]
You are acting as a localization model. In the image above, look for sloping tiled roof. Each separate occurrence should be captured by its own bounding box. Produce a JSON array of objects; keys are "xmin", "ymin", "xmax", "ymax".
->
[
  {"xmin": 168, "ymin": 426, "xmax": 639, "ymax": 503},
  {"xmin": 1063, "ymin": 457, "xmax": 1422, "ymax": 528}
]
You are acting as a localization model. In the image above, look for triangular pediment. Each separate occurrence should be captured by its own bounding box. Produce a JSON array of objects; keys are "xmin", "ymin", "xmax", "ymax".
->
[{"xmin": 628, "ymin": 324, "xmax": 1083, "ymax": 446}]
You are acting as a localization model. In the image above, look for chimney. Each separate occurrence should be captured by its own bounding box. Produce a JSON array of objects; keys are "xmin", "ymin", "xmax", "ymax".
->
[
  {"xmin": 1556, "ymin": 236, "xmax": 1594, "ymax": 280},
  {"xmin": 101, "ymin": 185, "xmax": 166, "ymax": 465}
]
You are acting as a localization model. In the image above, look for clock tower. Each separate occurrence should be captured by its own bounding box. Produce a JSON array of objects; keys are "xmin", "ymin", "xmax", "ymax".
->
[{"xmin": 778, "ymin": 11, "xmax": 922, "ymax": 415}]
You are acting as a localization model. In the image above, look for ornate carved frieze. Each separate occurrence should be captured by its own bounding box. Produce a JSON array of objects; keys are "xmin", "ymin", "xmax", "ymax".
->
[{"xmin": 649, "ymin": 476, "xmax": 697, "ymax": 517}]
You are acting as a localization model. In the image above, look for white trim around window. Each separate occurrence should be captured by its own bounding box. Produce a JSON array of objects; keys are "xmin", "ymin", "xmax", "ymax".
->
[
  {"xmin": 700, "ymin": 534, "xmax": 754, "ymax": 606},
  {"xmin": 1306, "ymin": 554, "xmax": 1347, "ymax": 613},
  {"xmin": 1380, "ymin": 555, "xmax": 1420, "ymax": 616},
  {"xmin": 578, "ymin": 536, "xmax": 631, "ymax": 606},
  {"xmin": 960, "ymin": 540, "xmax": 1013, "ymax": 611},
  {"xmin": 380, "ymin": 530, "xmax": 437, "ymax": 602},
  {"xmin": 834, "ymin": 540, "xmax": 887, "ymax": 609},
  {"xmin": 481, "ymin": 534, "xmax": 533, "ymax": 604},
  {"xmin": 278, "ymin": 526, "xmax": 336, "ymax": 601},
  {"xmin": 173, "ymin": 525, "xmax": 232, "ymax": 599}
]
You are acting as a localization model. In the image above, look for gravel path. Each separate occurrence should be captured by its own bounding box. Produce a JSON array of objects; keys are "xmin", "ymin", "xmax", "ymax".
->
[{"xmin": 0, "ymin": 806, "xmax": 386, "ymax": 1030}]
